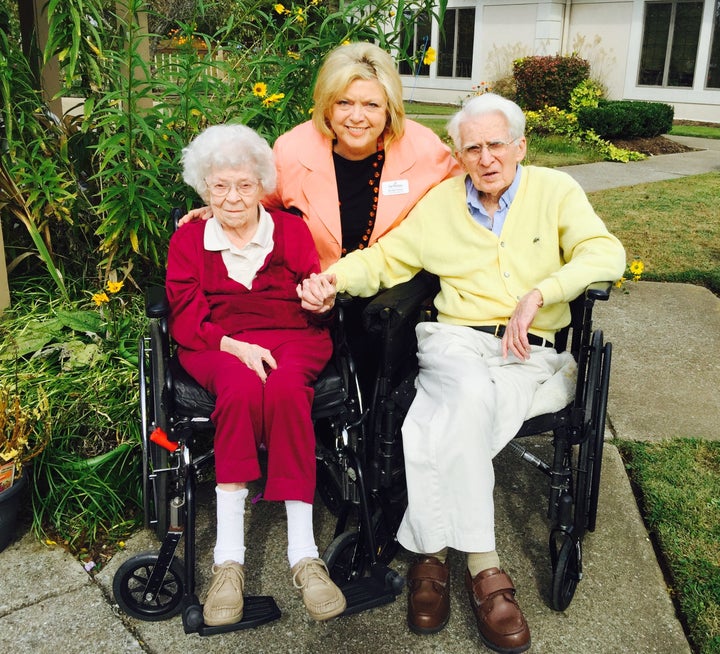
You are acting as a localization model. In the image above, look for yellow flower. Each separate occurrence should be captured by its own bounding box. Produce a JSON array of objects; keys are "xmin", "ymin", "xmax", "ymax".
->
[
  {"xmin": 252, "ymin": 82, "xmax": 268, "ymax": 98},
  {"xmin": 287, "ymin": 51, "xmax": 300, "ymax": 60},
  {"xmin": 92, "ymin": 292, "xmax": 110, "ymax": 306},
  {"xmin": 629, "ymin": 259, "xmax": 644, "ymax": 277},
  {"xmin": 106, "ymin": 280, "xmax": 124, "ymax": 294},
  {"xmin": 423, "ymin": 47, "xmax": 436, "ymax": 65},
  {"xmin": 262, "ymin": 92, "xmax": 285, "ymax": 107},
  {"xmin": 274, "ymin": 3, "xmax": 286, "ymax": 14},
  {"xmin": 295, "ymin": 7, "xmax": 305, "ymax": 22}
]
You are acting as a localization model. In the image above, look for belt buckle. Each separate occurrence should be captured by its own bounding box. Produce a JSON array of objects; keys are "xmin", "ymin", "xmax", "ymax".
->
[{"xmin": 494, "ymin": 324, "xmax": 502, "ymax": 338}]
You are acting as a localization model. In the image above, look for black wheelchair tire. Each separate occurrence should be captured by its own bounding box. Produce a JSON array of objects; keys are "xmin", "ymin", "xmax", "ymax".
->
[
  {"xmin": 576, "ymin": 330, "xmax": 606, "ymax": 534},
  {"xmin": 323, "ymin": 530, "xmax": 365, "ymax": 585},
  {"xmin": 550, "ymin": 533, "xmax": 581, "ymax": 611},
  {"xmin": 113, "ymin": 552, "xmax": 185, "ymax": 621}
]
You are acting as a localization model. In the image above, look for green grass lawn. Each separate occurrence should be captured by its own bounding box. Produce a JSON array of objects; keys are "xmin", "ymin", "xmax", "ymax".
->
[
  {"xmin": 670, "ymin": 124, "xmax": 720, "ymax": 139},
  {"xmin": 591, "ymin": 174, "xmax": 720, "ymax": 654}
]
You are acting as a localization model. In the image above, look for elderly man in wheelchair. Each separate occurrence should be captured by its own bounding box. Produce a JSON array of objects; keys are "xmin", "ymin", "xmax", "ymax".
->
[{"xmin": 299, "ymin": 93, "xmax": 626, "ymax": 653}]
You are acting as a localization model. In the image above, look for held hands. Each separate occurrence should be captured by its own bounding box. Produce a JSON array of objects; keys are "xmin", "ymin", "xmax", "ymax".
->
[
  {"xmin": 296, "ymin": 273, "xmax": 337, "ymax": 313},
  {"xmin": 501, "ymin": 289, "xmax": 544, "ymax": 360},
  {"xmin": 221, "ymin": 336, "xmax": 277, "ymax": 383},
  {"xmin": 178, "ymin": 205, "xmax": 212, "ymax": 227}
]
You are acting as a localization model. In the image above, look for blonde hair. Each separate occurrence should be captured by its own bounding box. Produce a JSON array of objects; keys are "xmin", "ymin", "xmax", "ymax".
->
[{"xmin": 312, "ymin": 42, "xmax": 405, "ymax": 148}]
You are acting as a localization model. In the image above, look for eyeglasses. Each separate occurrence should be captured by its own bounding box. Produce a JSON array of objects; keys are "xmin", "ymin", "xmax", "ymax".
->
[
  {"xmin": 206, "ymin": 179, "xmax": 260, "ymax": 197},
  {"xmin": 460, "ymin": 139, "xmax": 518, "ymax": 161}
]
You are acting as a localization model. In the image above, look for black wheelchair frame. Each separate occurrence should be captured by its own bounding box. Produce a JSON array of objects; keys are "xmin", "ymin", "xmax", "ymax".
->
[
  {"xmin": 112, "ymin": 239, "xmax": 612, "ymax": 630},
  {"xmin": 316, "ymin": 276, "xmax": 613, "ymax": 613}
]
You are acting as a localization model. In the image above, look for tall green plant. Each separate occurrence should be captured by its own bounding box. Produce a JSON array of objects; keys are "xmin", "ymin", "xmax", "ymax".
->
[
  {"xmin": 0, "ymin": 28, "xmax": 76, "ymax": 300},
  {"xmin": 39, "ymin": 0, "xmax": 446, "ymax": 277}
]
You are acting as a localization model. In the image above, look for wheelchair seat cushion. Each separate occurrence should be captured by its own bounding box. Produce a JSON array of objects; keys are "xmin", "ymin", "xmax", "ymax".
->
[
  {"xmin": 169, "ymin": 356, "xmax": 216, "ymax": 419},
  {"xmin": 168, "ymin": 355, "xmax": 349, "ymax": 422}
]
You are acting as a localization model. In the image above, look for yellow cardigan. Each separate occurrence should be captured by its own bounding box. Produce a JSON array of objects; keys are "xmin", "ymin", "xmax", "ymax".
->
[
  {"xmin": 328, "ymin": 168, "xmax": 626, "ymax": 342},
  {"xmin": 263, "ymin": 119, "xmax": 462, "ymax": 270}
]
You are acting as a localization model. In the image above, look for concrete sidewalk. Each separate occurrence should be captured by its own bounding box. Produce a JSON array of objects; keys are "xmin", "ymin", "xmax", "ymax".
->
[{"xmin": 2, "ymin": 138, "xmax": 718, "ymax": 654}]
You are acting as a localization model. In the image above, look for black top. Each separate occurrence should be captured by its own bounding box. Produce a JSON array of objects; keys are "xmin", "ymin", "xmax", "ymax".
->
[{"xmin": 333, "ymin": 148, "xmax": 385, "ymax": 255}]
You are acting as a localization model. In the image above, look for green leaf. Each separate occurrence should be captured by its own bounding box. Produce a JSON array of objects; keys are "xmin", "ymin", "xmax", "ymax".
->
[{"xmin": 55, "ymin": 309, "xmax": 105, "ymax": 334}]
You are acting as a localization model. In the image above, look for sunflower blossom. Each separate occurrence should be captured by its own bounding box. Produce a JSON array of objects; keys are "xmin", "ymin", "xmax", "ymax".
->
[
  {"xmin": 106, "ymin": 280, "xmax": 124, "ymax": 294},
  {"xmin": 423, "ymin": 47, "xmax": 437, "ymax": 65},
  {"xmin": 92, "ymin": 292, "xmax": 110, "ymax": 306},
  {"xmin": 262, "ymin": 92, "xmax": 285, "ymax": 107},
  {"xmin": 252, "ymin": 82, "xmax": 268, "ymax": 97}
]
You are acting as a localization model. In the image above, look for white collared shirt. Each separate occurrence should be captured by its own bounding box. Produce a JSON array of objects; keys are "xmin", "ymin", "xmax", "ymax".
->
[{"xmin": 203, "ymin": 206, "xmax": 275, "ymax": 288}]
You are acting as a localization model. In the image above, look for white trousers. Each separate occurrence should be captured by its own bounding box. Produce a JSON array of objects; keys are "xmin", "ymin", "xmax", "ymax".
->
[{"xmin": 396, "ymin": 323, "xmax": 567, "ymax": 554}]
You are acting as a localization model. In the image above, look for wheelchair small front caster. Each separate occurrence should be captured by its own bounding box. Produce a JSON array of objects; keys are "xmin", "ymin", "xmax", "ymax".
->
[
  {"xmin": 113, "ymin": 552, "xmax": 185, "ymax": 621},
  {"xmin": 549, "ymin": 530, "xmax": 582, "ymax": 611},
  {"xmin": 183, "ymin": 606, "xmax": 204, "ymax": 633},
  {"xmin": 385, "ymin": 569, "xmax": 405, "ymax": 595}
]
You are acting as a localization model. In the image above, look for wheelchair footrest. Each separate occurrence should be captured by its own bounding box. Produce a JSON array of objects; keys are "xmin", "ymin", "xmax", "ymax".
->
[
  {"xmin": 339, "ymin": 575, "xmax": 400, "ymax": 616},
  {"xmin": 191, "ymin": 595, "xmax": 281, "ymax": 635}
]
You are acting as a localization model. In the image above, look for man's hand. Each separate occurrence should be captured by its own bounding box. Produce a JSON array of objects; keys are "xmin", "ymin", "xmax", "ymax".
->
[
  {"xmin": 178, "ymin": 206, "xmax": 212, "ymax": 227},
  {"xmin": 297, "ymin": 273, "xmax": 337, "ymax": 313},
  {"xmin": 501, "ymin": 289, "xmax": 544, "ymax": 360},
  {"xmin": 220, "ymin": 336, "xmax": 277, "ymax": 383}
]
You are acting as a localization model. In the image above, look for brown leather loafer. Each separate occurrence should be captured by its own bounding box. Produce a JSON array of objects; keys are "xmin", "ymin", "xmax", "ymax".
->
[
  {"xmin": 465, "ymin": 567, "xmax": 531, "ymax": 653},
  {"xmin": 407, "ymin": 556, "xmax": 450, "ymax": 634}
]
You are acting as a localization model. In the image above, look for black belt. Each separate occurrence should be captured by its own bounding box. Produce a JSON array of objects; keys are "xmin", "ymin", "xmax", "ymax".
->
[{"xmin": 471, "ymin": 325, "xmax": 554, "ymax": 348}]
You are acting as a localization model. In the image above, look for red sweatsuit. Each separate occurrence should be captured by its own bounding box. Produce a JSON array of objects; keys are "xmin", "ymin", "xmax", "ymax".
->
[{"xmin": 165, "ymin": 210, "xmax": 332, "ymax": 503}]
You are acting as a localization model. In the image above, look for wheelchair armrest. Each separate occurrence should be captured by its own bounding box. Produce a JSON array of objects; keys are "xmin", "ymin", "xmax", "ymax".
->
[
  {"xmin": 145, "ymin": 285, "xmax": 170, "ymax": 319},
  {"xmin": 362, "ymin": 271, "xmax": 440, "ymax": 335},
  {"xmin": 585, "ymin": 281, "xmax": 613, "ymax": 303}
]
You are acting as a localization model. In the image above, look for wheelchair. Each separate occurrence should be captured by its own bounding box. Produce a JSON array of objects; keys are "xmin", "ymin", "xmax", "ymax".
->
[
  {"xmin": 112, "ymin": 216, "xmax": 424, "ymax": 632},
  {"xmin": 318, "ymin": 277, "xmax": 614, "ymax": 613}
]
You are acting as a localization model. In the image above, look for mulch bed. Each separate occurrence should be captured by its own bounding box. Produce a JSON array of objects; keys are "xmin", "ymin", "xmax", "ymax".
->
[{"xmin": 609, "ymin": 136, "xmax": 696, "ymax": 156}]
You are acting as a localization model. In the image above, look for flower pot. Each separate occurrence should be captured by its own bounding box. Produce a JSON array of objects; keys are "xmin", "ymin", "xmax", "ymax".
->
[{"xmin": 0, "ymin": 471, "xmax": 27, "ymax": 552}]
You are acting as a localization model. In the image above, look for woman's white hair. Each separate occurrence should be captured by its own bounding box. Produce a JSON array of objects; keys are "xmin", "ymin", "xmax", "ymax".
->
[
  {"xmin": 446, "ymin": 93, "xmax": 526, "ymax": 151},
  {"xmin": 181, "ymin": 124, "xmax": 277, "ymax": 201}
]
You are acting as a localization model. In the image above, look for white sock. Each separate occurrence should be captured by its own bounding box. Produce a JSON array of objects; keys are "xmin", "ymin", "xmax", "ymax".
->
[
  {"xmin": 213, "ymin": 487, "xmax": 248, "ymax": 565},
  {"xmin": 285, "ymin": 500, "xmax": 319, "ymax": 568}
]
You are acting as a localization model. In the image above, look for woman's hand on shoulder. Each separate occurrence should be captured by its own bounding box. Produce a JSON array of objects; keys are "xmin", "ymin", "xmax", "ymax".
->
[
  {"xmin": 297, "ymin": 273, "xmax": 337, "ymax": 313},
  {"xmin": 220, "ymin": 336, "xmax": 277, "ymax": 383},
  {"xmin": 178, "ymin": 206, "xmax": 213, "ymax": 227}
]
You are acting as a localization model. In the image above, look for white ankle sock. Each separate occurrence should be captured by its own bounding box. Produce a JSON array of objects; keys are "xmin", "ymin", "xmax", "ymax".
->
[
  {"xmin": 213, "ymin": 487, "xmax": 248, "ymax": 565},
  {"xmin": 285, "ymin": 500, "xmax": 318, "ymax": 568}
]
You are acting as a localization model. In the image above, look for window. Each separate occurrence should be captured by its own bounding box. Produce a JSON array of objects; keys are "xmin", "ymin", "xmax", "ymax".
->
[
  {"xmin": 437, "ymin": 8, "xmax": 475, "ymax": 78},
  {"xmin": 637, "ymin": 1, "xmax": 703, "ymax": 87},
  {"xmin": 707, "ymin": 0, "xmax": 720, "ymax": 88},
  {"xmin": 398, "ymin": 12, "xmax": 432, "ymax": 76}
]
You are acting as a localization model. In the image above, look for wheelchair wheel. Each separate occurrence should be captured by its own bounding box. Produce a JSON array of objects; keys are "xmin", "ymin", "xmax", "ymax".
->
[
  {"xmin": 113, "ymin": 552, "xmax": 185, "ymax": 621},
  {"xmin": 549, "ymin": 531, "xmax": 581, "ymax": 611},
  {"xmin": 371, "ymin": 507, "xmax": 401, "ymax": 566},
  {"xmin": 576, "ymin": 331, "xmax": 610, "ymax": 533},
  {"xmin": 323, "ymin": 530, "xmax": 365, "ymax": 585},
  {"xmin": 141, "ymin": 324, "xmax": 172, "ymax": 540}
]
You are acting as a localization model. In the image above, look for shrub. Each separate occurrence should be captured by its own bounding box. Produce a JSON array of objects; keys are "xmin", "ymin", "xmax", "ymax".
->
[
  {"xmin": 569, "ymin": 79, "xmax": 604, "ymax": 113},
  {"xmin": 577, "ymin": 100, "xmax": 674, "ymax": 139},
  {"xmin": 513, "ymin": 54, "xmax": 590, "ymax": 110},
  {"xmin": 525, "ymin": 106, "xmax": 580, "ymax": 136}
]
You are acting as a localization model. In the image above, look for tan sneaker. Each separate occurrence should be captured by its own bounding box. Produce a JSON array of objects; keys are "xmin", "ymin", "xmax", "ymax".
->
[
  {"xmin": 203, "ymin": 561, "xmax": 245, "ymax": 626},
  {"xmin": 291, "ymin": 557, "xmax": 347, "ymax": 621}
]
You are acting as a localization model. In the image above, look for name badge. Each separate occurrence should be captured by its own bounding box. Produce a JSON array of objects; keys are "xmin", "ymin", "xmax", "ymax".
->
[{"xmin": 381, "ymin": 179, "xmax": 410, "ymax": 196}]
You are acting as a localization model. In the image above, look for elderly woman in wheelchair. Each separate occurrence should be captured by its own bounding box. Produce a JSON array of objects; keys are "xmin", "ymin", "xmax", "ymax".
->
[{"xmin": 166, "ymin": 124, "xmax": 346, "ymax": 626}]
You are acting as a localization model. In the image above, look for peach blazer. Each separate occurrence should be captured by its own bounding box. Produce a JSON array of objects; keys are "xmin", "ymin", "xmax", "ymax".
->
[{"xmin": 263, "ymin": 119, "xmax": 463, "ymax": 270}]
